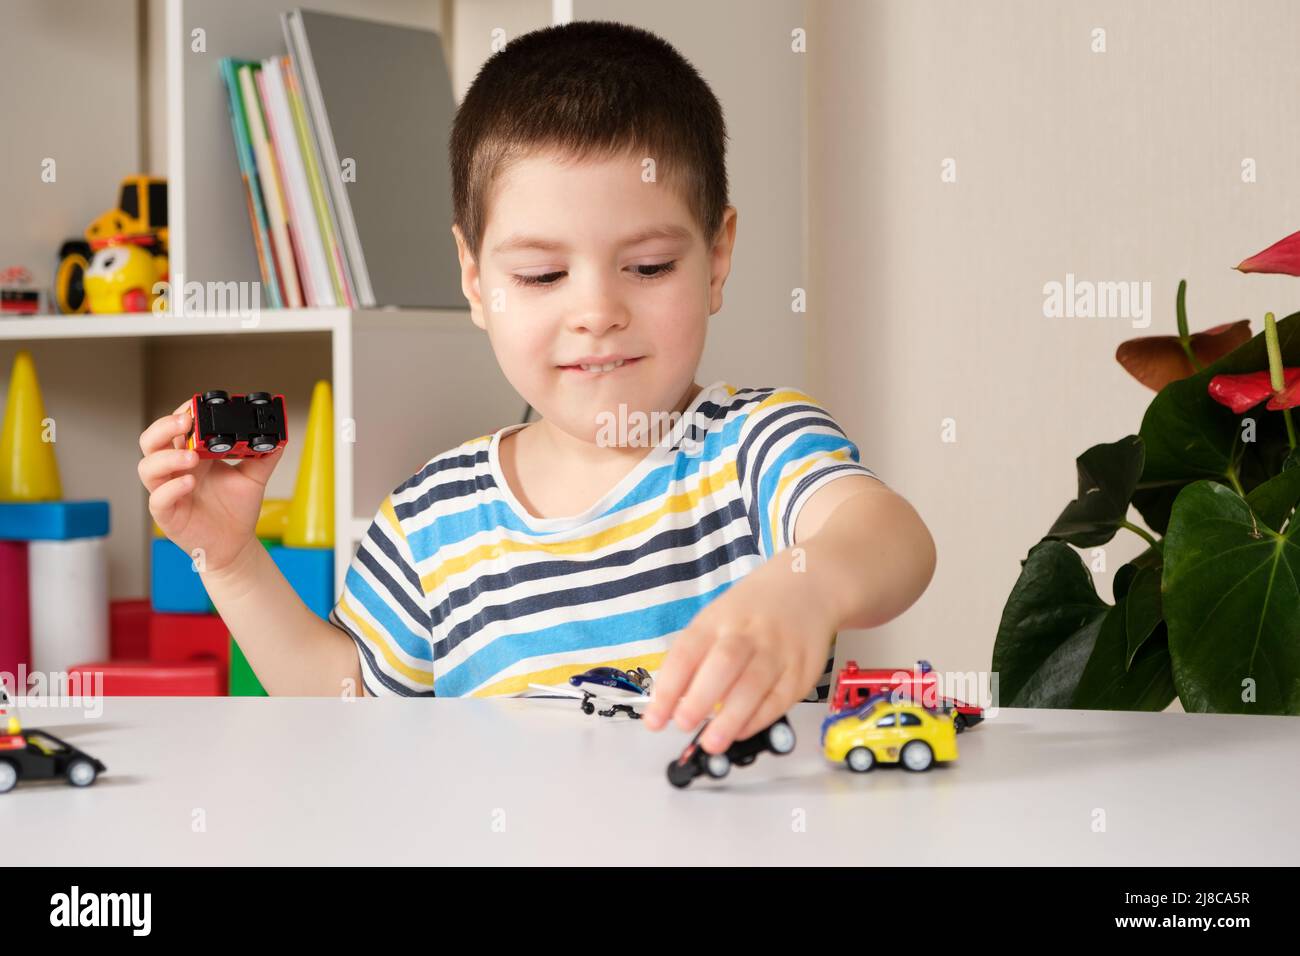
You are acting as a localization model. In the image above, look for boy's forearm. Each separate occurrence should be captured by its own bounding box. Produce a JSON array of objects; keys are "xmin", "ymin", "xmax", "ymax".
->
[
  {"xmin": 795, "ymin": 490, "xmax": 937, "ymax": 631},
  {"xmin": 200, "ymin": 538, "xmax": 363, "ymax": 696}
]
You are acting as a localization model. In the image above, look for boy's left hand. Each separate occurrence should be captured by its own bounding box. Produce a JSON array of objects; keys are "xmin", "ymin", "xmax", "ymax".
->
[{"xmin": 641, "ymin": 557, "xmax": 840, "ymax": 753}]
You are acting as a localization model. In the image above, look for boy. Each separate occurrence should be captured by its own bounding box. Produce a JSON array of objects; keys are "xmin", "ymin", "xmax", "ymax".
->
[{"xmin": 137, "ymin": 21, "xmax": 935, "ymax": 755}]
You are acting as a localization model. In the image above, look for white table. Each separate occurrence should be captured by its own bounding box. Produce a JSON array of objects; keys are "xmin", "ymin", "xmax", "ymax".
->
[{"xmin": 3, "ymin": 698, "xmax": 1296, "ymax": 865}]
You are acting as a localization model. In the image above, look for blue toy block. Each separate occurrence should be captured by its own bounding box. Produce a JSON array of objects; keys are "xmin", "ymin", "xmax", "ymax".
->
[
  {"xmin": 0, "ymin": 500, "xmax": 110, "ymax": 540},
  {"xmin": 151, "ymin": 537, "xmax": 212, "ymax": 613},
  {"xmin": 269, "ymin": 545, "xmax": 334, "ymax": 620}
]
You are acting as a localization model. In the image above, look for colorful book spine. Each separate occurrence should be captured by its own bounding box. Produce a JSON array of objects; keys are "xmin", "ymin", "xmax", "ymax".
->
[
  {"xmin": 239, "ymin": 63, "xmax": 303, "ymax": 309},
  {"xmin": 218, "ymin": 58, "xmax": 282, "ymax": 310},
  {"xmin": 263, "ymin": 56, "xmax": 337, "ymax": 308},
  {"xmin": 282, "ymin": 56, "xmax": 355, "ymax": 307},
  {"xmin": 257, "ymin": 64, "xmax": 318, "ymax": 306}
]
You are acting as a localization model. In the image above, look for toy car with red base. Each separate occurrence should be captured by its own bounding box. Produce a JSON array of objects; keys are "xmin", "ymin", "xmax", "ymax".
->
[
  {"xmin": 832, "ymin": 660, "xmax": 985, "ymax": 731},
  {"xmin": 187, "ymin": 390, "xmax": 287, "ymax": 459},
  {"xmin": 667, "ymin": 715, "xmax": 796, "ymax": 788},
  {"xmin": 0, "ymin": 729, "xmax": 106, "ymax": 792}
]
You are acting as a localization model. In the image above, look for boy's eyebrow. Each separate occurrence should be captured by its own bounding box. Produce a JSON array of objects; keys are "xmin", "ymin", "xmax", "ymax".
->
[{"xmin": 491, "ymin": 223, "xmax": 694, "ymax": 255}]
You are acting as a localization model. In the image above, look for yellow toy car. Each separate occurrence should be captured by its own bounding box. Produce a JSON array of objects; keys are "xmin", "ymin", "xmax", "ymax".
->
[{"xmin": 821, "ymin": 693, "xmax": 958, "ymax": 772}]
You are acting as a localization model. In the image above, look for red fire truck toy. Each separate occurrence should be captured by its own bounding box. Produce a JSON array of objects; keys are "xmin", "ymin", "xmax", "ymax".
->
[{"xmin": 831, "ymin": 660, "xmax": 985, "ymax": 731}]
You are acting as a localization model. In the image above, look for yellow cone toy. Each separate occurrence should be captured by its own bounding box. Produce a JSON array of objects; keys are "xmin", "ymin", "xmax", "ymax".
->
[
  {"xmin": 0, "ymin": 350, "xmax": 63, "ymax": 501},
  {"xmin": 283, "ymin": 380, "xmax": 334, "ymax": 548}
]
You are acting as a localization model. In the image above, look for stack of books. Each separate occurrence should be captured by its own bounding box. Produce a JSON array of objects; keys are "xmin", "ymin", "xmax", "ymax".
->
[
  {"xmin": 219, "ymin": 54, "xmax": 354, "ymax": 309},
  {"xmin": 218, "ymin": 10, "xmax": 462, "ymax": 311}
]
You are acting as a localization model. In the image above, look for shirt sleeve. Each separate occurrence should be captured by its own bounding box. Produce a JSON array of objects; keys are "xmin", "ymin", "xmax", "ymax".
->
[
  {"xmin": 735, "ymin": 387, "xmax": 882, "ymax": 561},
  {"xmin": 328, "ymin": 491, "xmax": 435, "ymax": 696}
]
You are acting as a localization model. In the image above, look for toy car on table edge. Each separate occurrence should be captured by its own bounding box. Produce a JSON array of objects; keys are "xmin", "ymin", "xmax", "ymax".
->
[
  {"xmin": 0, "ymin": 690, "xmax": 107, "ymax": 792},
  {"xmin": 821, "ymin": 692, "xmax": 957, "ymax": 773},
  {"xmin": 188, "ymin": 390, "xmax": 288, "ymax": 459},
  {"xmin": 667, "ymin": 715, "xmax": 796, "ymax": 788},
  {"xmin": 832, "ymin": 659, "xmax": 984, "ymax": 731}
]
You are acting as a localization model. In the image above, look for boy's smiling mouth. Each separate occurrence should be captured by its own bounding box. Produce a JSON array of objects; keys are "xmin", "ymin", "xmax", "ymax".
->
[{"xmin": 557, "ymin": 355, "xmax": 644, "ymax": 375}]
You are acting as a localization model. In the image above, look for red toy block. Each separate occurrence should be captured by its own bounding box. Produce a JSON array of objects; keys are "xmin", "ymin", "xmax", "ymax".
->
[
  {"xmin": 68, "ymin": 661, "xmax": 223, "ymax": 696},
  {"xmin": 0, "ymin": 540, "xmax": 31, "ymax": 680},
  {"xmin": 148, "ymin": 612, "xmax": 229, "ymax": 664},
  {"xmin": 109, "ymin": 599, "xmax": 152, "ymax": 660}
]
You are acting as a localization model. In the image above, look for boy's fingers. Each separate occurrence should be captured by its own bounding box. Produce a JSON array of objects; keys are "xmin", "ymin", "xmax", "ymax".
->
[
  {"xmin": 149, "ymin": 473, "xmax": 195, "ymax": 525},
  {"xmin": 698, "ymin": 657, "xmax": 781, "ymax": 754},
  {"xmin": 734, "ymin": 681, "xmax": 793, "ymax": 744},
  {"xmin": 231, "ymin": 444, "xmax": 284, "ymax": 486},
  {"xmin": 642, "ymin": 627, "xmax": 710, "ymax": 729},
  {"xmin": 138, "ymin": 447, "xmax": 200, "ymax": 494},
  {"xmin": 672, "ymin": 634, "xmax": 752, "ymax": 732},
  {"xmin": 140, "ymin": 407, "xmax": 192, "ymax": 456}
]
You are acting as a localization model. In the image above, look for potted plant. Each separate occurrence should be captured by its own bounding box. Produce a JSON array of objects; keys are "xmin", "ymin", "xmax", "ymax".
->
[{"xmin": 993, "ymin": 232, "xmax": 1300, "ymax": 715}]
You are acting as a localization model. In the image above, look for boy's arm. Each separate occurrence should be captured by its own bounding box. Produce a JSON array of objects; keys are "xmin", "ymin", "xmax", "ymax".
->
[
  {"xmin": 201, "ymin": 537, "xmax": 364, "ymax": 696},
  {"xmin": 790, "ymin": 474, "xmax": 936, "ymax": 630},
  {"xmin": 643, "ymin": 476, "xmax": 936, "ymax": 750}
]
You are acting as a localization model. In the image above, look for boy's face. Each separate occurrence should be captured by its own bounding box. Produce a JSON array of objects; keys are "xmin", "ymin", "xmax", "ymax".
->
[{"xmin": 453, "ymin": 149, "xmax": 736, "ymax": 447}]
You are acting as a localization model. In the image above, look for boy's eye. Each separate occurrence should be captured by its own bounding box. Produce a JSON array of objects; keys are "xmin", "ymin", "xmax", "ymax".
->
[{"xmin": 509, "ymin": 260, "xmax": 677, "ymax": 288}]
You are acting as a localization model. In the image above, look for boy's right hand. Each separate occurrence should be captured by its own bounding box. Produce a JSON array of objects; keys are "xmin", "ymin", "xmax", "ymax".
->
[{"xmin": 138, "ymin": 400, "xmax": 285, "ymax": 576}]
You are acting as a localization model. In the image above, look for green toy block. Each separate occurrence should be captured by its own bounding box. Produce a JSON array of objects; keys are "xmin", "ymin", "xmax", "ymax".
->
[{"xmin": 229, "ymin": 636, "xmax": 267, "ymax": 696}]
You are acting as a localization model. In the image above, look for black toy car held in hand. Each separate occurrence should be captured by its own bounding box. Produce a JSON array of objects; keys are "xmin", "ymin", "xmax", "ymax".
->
[
  {"xmin": 667, "ymin": 715, "xmax": 796, "ymax": 788},
  {"xmin": 0, "ymin": 729, "xmax": 107, "ymax": 793},
  {"xmin": 187, "ymin": 390, "xmax": 288, "ymax": 459}
]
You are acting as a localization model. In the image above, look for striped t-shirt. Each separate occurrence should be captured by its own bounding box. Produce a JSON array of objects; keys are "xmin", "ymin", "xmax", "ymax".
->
[{"xmin": 329, "ymin": 382, "xmax": 880, "ymax": 699}]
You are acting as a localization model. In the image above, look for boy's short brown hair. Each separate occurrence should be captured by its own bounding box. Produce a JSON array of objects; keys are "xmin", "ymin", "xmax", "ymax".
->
[{"xmin": 450, "ymin": 20, "xmax": 729, "ymax": 263}]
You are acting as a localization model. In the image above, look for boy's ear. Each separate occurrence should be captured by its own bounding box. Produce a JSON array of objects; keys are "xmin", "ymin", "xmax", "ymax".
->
[
  {"xmin": 452, "ymin": 223, "xmax": 487, "ymax": 330},
  {"xmin": 708, "ymin": 205, "xmax": 738, "ymax": 317}
]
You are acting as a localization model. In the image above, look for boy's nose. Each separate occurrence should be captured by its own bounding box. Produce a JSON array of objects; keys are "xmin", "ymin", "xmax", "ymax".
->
[{"xmin": 566, "ymin": 288, "xmax": 631, "ymax": 335}]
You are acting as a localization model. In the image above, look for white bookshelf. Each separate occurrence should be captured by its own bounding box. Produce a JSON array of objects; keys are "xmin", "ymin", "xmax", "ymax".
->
[
  {"xmin": 1, "ymin": 0, "xmax": 526, "ymax": 602},
  {"xmin": 0, "ymin": 307, "xmax": 522, "ymax": 598}
]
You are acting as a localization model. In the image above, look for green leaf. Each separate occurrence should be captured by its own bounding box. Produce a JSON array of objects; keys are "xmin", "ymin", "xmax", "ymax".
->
[
  {"xmin": 1163, "ymin": 481, "xmax": 1300, "ymax": 714},
  {"xmin": 1073, "ymin": 612, "xmax": 1177, "ymax": 710},
  {"xmin": 1123, "ymin": 564, "xmax": 1162, "ymax": 668},
  {"xmin": 1244, "ymin": 459, "xmax": 1300, "ymax": 531},
  {"xmin": 992, "ymin": 541, "xmax": 1109, "ymax": 706},
  {"xmin": 1137, "ymin": 310, "xmax": 1300, "ymax": 512},
  {"xmin": 1045, "ymin": 436, "xmax": 1145, "ymax": 547}
]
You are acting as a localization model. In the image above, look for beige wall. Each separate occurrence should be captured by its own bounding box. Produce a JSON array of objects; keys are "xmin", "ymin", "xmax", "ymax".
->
[
  {"xmin": 0, "ymin": 0, "xmax": 142, "ymax": 293},
  {"xmin": 808, "ymin": 0, "xmax": 1300, "ymax": 677}
]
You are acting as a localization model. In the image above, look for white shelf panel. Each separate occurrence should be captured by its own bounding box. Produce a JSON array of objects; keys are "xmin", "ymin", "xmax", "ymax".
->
[{"xmin": 0, "ymin": 309, "xmax": 344, "ymax": 341}]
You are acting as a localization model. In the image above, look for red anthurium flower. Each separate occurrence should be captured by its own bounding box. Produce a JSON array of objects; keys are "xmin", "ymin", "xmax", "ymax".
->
[
  {"xmin": 1208, "ymin": 368, "xmax": 1300, "ymax": 413},
  {"xmin": 1235, "ymin": 229, "xmax": 1300, "ymax": 276},
  {"xmin": 1267, "ymin": 373, "xmax": 1300, "ymax": 410}
]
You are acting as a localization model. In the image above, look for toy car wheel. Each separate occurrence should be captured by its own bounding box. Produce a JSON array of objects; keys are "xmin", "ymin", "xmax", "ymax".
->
[
  {"xmin": 206, "ymin": 436, "xmax": 235, "ymax": 454},
  {"xmin": 580, "ymin": 700, "xmax": 595, "ymax": 715},
  {"xmin": 953, "ymin": 712, "xmax": 967, "ymax": 732},
  {"xmin": 666, "ymin": 761, "xmax": 695, "ymax": 789},
  {"xmin": 0, "ymin": 760, "xmax": 17, "ymax": 793},
  {"xmin": 768, "ymin": 720, "xmax": 796, "ymax": 754},
  {"xmin": 202, "ymin": 390, "xmax": 229, "ymax": 405},
  {"xmin": 249, "ymin": 435, "xmax": 278, "ymax": 453},
  {"xmin": 66, "ymin": 758, "xmax": 97, "ymax": 787},
  {"xmin": 55, "ymin": 240, "xmax": 93, "ymax": 314},
  {"xmin": 247, "ymin": 392, "xmax": 272, "ymax": 405},
  {"xmin": 705, "ymin": 753, "xmax": 731, "ymax": 779},
  {"xmin": 901, "ymin": 740, "xmax": 934, "ymax": 772},
  {"xmin": 846, "ymin": 747, "xmax": 875, "ymax": 773}
]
